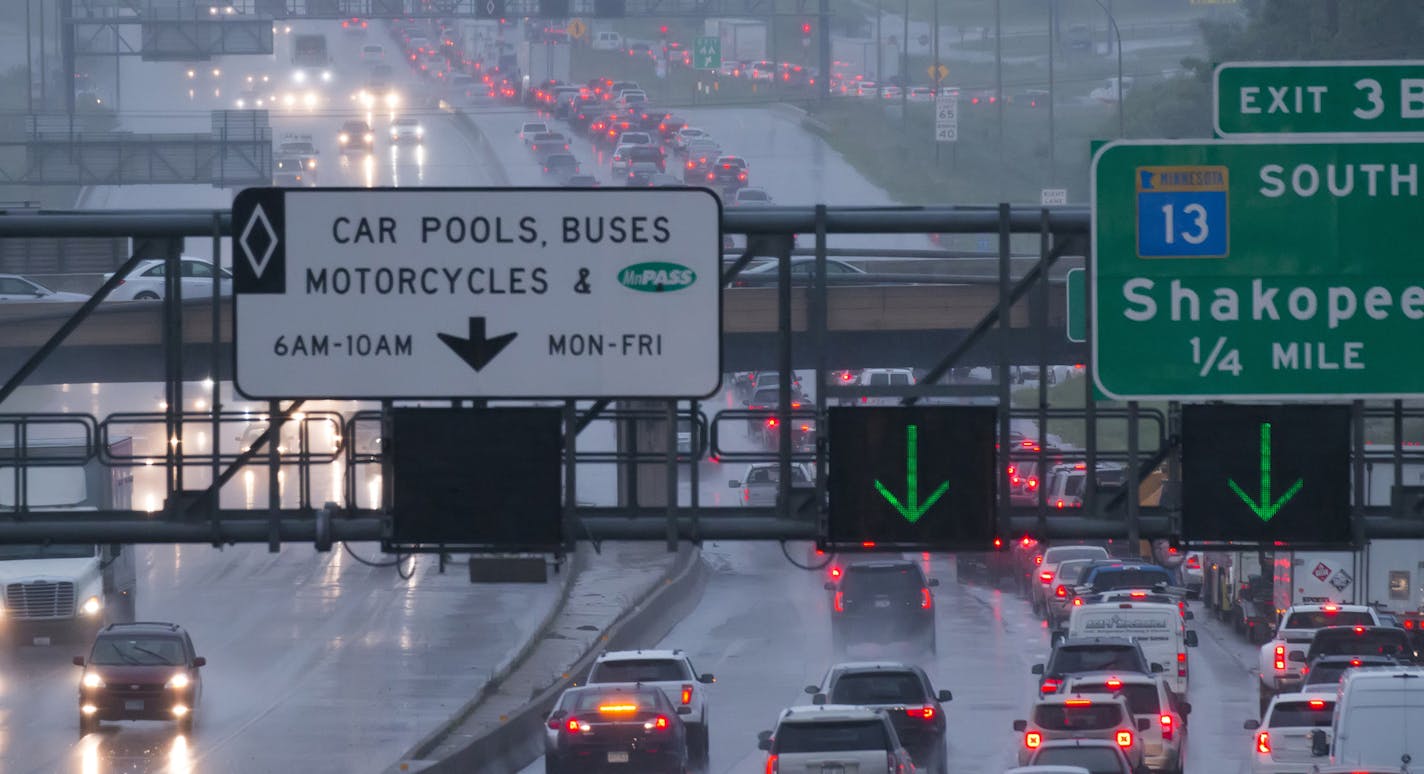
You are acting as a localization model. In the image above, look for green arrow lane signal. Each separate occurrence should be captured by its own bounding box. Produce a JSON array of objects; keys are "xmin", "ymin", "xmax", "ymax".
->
[
  {"xmin": 873, "ymin": 424, "xmax": 950, "ymax": 523},
  {"xmin": 1227, "ymin": 421, "xmax": 1304, "ymax": 523}
]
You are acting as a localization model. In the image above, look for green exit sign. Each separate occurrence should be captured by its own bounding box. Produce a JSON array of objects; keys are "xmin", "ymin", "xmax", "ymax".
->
[
  {"xmin": 827, "ymin": 406, "xmax": 997, "ymax": 550},
  {"xmin": 1215, "ymin": 61, "xmax": 1424, "ymax": 137},
  {"xmin": 1181, "ymin": 404, "xmax": 1352, "ymax": 545}
]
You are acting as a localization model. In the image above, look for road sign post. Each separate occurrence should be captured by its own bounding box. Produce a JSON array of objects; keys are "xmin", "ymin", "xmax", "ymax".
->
[
  {"xmin": 827, "ymin": 406, "xmax": 997, "ymax": 550},
  {"xmin": 1092, "ymin": 139, "xmax": 1424, "ymax": 400},
  {"xmin": 232, "ymin": 187, "xmax": 722, "ymax": 399},
  {"xmin": 693, "ymin": 36, "xmax": 720, "ymax": 71},
  {"xmin": 935, "ymin": 92, "xmax": 958, "ymax": 144},
  {"xmin": 1181, "ymin": 404, "xmax": 1352, "ymax": 545},
  {"xmin": 1215, "ymin": 61, "xmax": 1424, "ymax": 138}
]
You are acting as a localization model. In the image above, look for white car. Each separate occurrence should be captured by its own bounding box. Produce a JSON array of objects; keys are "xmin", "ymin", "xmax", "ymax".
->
[
  {"xmin": 584, "ymin": 649, "xmax": 714, "ymax": 762},
  {"xmin": 1062, "ymin": 672, "xmax": 1188, "ymax": 774},
  {"xmin": 0, "ymin": 274, "xmax": 89, "ymax": 303},
  {"xmin": 1014, "ymin": 693, "xmax": 1147, "ymax": 770},
  {"xmin": 1257, "ymin": 604, "xmax": 1380, "ymax": 714},
  {"xmin": 389, "ymin": 117, "xmax": 423, "ymax": 144},
  {"xmin": 517, "ymin": 121, "xmax": 549, "ymax": 143},
  {"xmin": 615, "ymin": 131, "xmax": 654, "ymax": 148},
  {"xmin": 729, "ymin": 187, "xmax": 773, "ymax": 207},
  {"xmin": 907, "ymin": 86, "xmax": 936, "ymax": 102},
  {"xmin": 758, "ymin": 705, "xmax": 916, "ymax": 773},
  {"xmin": 852, "ymin": 367, "xmax": 916, "ymax": 406},
  {"xmin": 729, "ymin": 463, "xmax": 812, "ymax": 507},
  {"xmin": 609, "ymin": 144, "xmax": 639, "ymax": 177},
  {"xmin": 106, "ymin": 258, "xmax": 232, "ymax": 301},
  {"xmin": 1243, "ymin": 690, "xmax": 1336, "ymax": 774},
  {"xmin": 672, "ymin": 127, "xmax": 709, "ymax": 153}
]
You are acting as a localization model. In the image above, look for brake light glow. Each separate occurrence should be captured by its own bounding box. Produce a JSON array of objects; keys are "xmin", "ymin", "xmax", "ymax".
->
[
  {"xmin": 1160, "ymin": 714, "xmax": 1174, "ymax": 741},
  {"xmin": 1354, "ymin": 626, "xmax": 1365, "ymax": 633},
  {"xmin": 994, "ymin": 538, "xmax": 1003, "ymax": 549},
  {"xmin": 906, "ymin": 706, "xmax": 936, "ymax": 720},
  {"xmin": 1035, "ymin": 555, "xmax": 1044, "ymax": 566},
  {"xmin": 1055, "ymin": 585, "xmax": 1068, "ymax": 598},
  {"xmin": 765, "ymin": 753, "xmax": 779, "ymax": 774},
  {"xmin": 1039, "ymin": 571, "xmax": 1054, "ymax": 583},
  {"xmin": 1072, "ymin": 598, "xmax": 1084, "ymax": 606},
  {"xmin": 921, "ymin": 588, "xmax": 932, "ymax": 609},
  {"xmin": 830, "ymin": 567, "xmax": 842, "ymax": 579},
  {"xmin": 598, "ymin": 703, "xmax": 639, "ymax": 714},
  {"xmin": 1024, "ymin": 732, "xmax": 1041, "ymax": 749},
  {"xmin": 1027, "ymin": 476, "xmax": 1039, "ymax": 490},
  {"xmin": 1351, "ymin": 658, "xmax": 1362, "ymax": 666},
  {"xmin": 1106, "ymin": 678, "xmax": 1122, "ymax": 689},
  {"xmin": 566, "ymin": 717, "xmax": 585, "ymax": 732},
  {"xmin": 1323, "ymin": 604, "xmax": 1339, "ymax": 613},
  {"xmin": 1309, "ymin": 699, "xmax": 1327, "ymax": 709},
  {"xmin": 1186, "ymin": 555, "xmax": 1200, "ymax": 569},
  {"xmin": 1256, "ymin": 730, "xmax": 1271, "ymax": 753},
  {"xmin": 1130, "ymin": 590, "xmax": 1147, "ymax": 598},
  {"xmin": 1065, "ymin": 699, "xmax": 1092, "ymax": 706},
  {"xmin": 681, "ymin": 685, "xmax": 693, "ymax": 704},
  {"xmin": 1040, "ymin": 678, "xmax": 1061, "ymax": 693},
  {"xmin": 1274, "ymin": 645, "xmax": 1286, "ymax": 671},
  {"xmin": 1116, "ymin": 731, "xmax": 1133, "ymax": 748},
  {"xmin": 649, "ymin": 715, "xmax": 670, "ymax": 730},
  {"xmin": 833, "ymin": 591, "xmax": 844, "ymax": 613}
]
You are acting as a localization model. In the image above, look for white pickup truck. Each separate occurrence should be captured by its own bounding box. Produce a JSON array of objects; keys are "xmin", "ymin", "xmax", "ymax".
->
[{"xmin": 1257, "ymin": 603, "xmax": 1380, "ymax": 715}]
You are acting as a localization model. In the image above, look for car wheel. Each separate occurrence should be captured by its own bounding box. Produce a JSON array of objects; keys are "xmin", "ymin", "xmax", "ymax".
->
[
  {"xmin": 924, "ymin": 627, "xmax": 937, "ymax": 655},
  {"xmin": 1258, "ymin": 684, "xmax": 1273, "ymax": 718},
  {"xmin": 696, "ymin": 723, "xmax": 711, "ymax": 761},
  {"xmin": 79, "ymin": 712, "xmax": 97, "ymax": 735},
  {"xmin": 544, "ymin": 754, "xmax": 561, "ymax": 774},
  {"xmin": 134, "ymin": 291, "xmax": 160, "ymax": 300}
]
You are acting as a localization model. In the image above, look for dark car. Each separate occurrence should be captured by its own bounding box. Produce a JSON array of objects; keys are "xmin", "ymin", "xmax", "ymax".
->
[
  {"xmin": 543, "ymin": 152, "xmax": 580, "ymax": 179},
  {"xmin": 1031, "ymin": 636, "xmax": 1159, "ymax": 696},
  {"xmin": 707, "ymin": 155, "xmax": 749, "ymax": 190},
  {"xmin": 682, "ymin": 149, "xmax": 719, "ymax": 183},
  {"xmin": 625, "ymin": 161, "xmax": 661, "ymax": 186},
  {"xmin": 544, "ymin": 683, "xmax": 688, "ymax": 774},
  {"xmin": 625, "ymin": 145, "xmax": 665, "ymax": 172},
  {"xmin": 1294, "ymin": 625, "xmax": 1417, "ymax": 665},
  {"xmin": 806, "ymin": 662, "xmax": 952, "ymax": 774},
  {"xmin": 564, "ymin": 174, "xmax": 600, "ymax": 187},
  {"xmin": 529, "ymin": 132, "xmax": 570, "ymax": 158},
  {"xmin": 73, "ymin": 622, "xmax": 206, "ymax": 734},
  {"xmin": 828, "ymin": 560, "xmax": 939, "ymax": 654},
  {"xmin": 1302, "ymin": 653, "xmax": 1400, "ymax": 689},
  {"xmin": 1077, "ymin": 561, "xmax": 1177, "ymax": 594}
]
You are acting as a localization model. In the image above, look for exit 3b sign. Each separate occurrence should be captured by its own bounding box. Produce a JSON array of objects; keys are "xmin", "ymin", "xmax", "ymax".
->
[{"xmin": 1181, "ymin": 404, "xmax": 1352, "ymax": 545}]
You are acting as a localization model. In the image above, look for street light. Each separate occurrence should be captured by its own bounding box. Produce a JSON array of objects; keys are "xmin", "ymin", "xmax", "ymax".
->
[{"xmin": 1090, "ymin": 0, "xmax": 1125, "ymax": 138}]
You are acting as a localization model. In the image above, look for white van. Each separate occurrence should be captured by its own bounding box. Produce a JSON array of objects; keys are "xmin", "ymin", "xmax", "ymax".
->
[
  {"xmin": 1318, "ymin": 667, "xmax": 1424, "ymax": 769},
  {"xmin": 1067, "ymin": 601, "xmax": 1198, "ymax": 695},
  {"xmin": 592, "ymin": 31, "xmax": 623, "ymax": 50}
]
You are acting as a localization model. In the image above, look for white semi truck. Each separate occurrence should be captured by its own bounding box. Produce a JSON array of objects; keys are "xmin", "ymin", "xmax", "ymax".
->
[{"xmin": 0, "ymin": 435, "xmax": 136, "ymax": 645}]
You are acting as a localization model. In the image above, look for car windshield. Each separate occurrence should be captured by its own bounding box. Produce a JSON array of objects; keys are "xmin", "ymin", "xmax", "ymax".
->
[
  {"xmin": 1269, "ymin": 700, "xmax": 1336, "ymax": 728},
  {"xmin": 868, "ymin": 372, "xmax": 912, "ymax": 386},
  {"xmin": 1046, "ymin": 547, "xmax": 1109, "ymax": 564},
  {"xmin": 562, "ymin": 690, "xmax": 663, "ymax": 712},
  {"xmin": 90, "ymin": 636, "xmax": 185, "ymax": 666},
  {"xmin": 842, "ymin": 565, "xmax": 922, "ymax": 596},
  {"xmin": 829, "ymin": 672, "xmax": 926, "ymax": 705},
  {"xmin": 0, "ymin": 544, "xmax": 94, "ymax": 560},
  {"xmin": 1068, "ymin": 683, "xmax": 1159, "ymax": 714},
  {"xmin": 1286, "ymin": 611, "xmax": 1375, "ymax": 628},
  {"xmin": 774, "ymin": 721, "xmax": 888, "ymax": 753},
  {"xmin": 1033, "ymin": 703, "xmax": 1123, "ymax": 730},
  {"xmin": 745, "ymin": 466, "xmax": 809, "ymax": 484},
  {"xmin": 1055, "ymin": 561, "xmax": 1093, "ymax": 585},
  {"xmin": 588, "ymin": 659, "xmax": 689, "ymax": 682},
  {"xmin": 1053, "ymin": 646, "xmax": 1143, "ymax": 673},
  {"xmin": 1031, "ymin": 747, "xmax": 1126, "ymax": 774},
  {"xmin": 1090, "ymin": 568, "xmax": 1172, "ymax": 590},
  {"xmin": 1311, "ymin": 630, "xmax": 1410, "ymax": 658}
]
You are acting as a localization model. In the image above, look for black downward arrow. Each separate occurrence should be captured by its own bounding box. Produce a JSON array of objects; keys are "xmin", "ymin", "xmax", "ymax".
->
[{"xmin": 437, "ymin": 317, "xmax": 517, "ymax": 372}]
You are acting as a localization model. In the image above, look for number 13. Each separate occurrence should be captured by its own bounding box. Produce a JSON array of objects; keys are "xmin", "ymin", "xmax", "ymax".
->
[{"xmin": 1161, "ymin": 203, "xmax": 1209, "ymax": 245}]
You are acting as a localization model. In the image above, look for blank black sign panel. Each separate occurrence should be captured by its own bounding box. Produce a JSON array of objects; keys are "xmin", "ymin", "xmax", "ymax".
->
[{"xmin": 391, "ymin": 408, "xmax": 563, "ymax": 550}]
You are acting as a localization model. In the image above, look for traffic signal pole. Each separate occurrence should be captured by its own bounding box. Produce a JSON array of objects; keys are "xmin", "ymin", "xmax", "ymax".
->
[{"xmin": 818, "ymin": 0, "xmax": 831, "ymax": 104}]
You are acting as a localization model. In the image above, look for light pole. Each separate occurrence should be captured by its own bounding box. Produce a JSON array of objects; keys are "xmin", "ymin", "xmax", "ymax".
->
[{"xmin": 1090, "ymin": 0, "xmax": 1124, "ymax": 137}]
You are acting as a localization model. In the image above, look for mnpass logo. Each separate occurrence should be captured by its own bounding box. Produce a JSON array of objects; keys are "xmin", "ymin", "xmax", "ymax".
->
[{"xmin": 618, "ymin": 262, "xmax": 697, "ymax": 293}]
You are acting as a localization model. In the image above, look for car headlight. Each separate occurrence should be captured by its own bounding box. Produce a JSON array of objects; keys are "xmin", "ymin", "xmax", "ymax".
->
[
  {"xmin": 385, "ymin": 93, "xmax": 399, "ymax": 108},
  {"xmin": 363, "ymin": 133, "xmax": 374, "ymax": 143},
  {"xmin": 166, "ymin": 673, "xmax": 190, "ymax": 690},
  {"xmin": 390, "ymin": 130, "xmax": 399, "ymax": 140},
  {"xmin": 415, "ymin": 125, "xmax": 424, "ymax": 136},
  {"xmin": 83, "ymin": 672, "xmax": 105, "ymax": 688},
  {"xmin": 303, "ymin": 92, "xmax": 318, "ymax": 108},
  {"xmin": 321, "ymin": 70, "xmax": 332, "ymax": 83},
  {"xmin": 292, "ymin": 70, "xmax": 306, "ymax": 84},
  {"xmin": 81, "ymin": 596, "xmax": 102, "ymax": 616},
  {"xmin": 307, "ymin": 159, "xmax": 317, "ymax": 170},
  {"xmin": 337, "ymin": 132, "xmax": 349, "ymax": 144}
]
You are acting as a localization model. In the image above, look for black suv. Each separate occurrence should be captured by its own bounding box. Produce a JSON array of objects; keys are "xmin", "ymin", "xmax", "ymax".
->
[
  {"xmin": 806, "ymin": 662, "xmax": 953, "ymax": 774},
  {"xmin": 73, "ymin": 621, "xmax": 206, "ymax": 734},
  {"xmin": 1302, "ymin": 653, "xmax": 1400, "ymax": 689},
  {"xmin": 827, "ymin": 560, "xmax": 939, "ymax": 654},
  {"xmin": 1031, "ymin": 636, "xmax": 1159, "ymax": 697},
  {"xmin": 1292, "ymin": 624, "xmax": 1418, "ymax": 666}
]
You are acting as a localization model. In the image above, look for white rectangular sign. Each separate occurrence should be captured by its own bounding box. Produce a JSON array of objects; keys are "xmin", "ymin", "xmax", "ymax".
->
[
  {"xmin": 1040, "ymin": 188, "xmax": 1068, "ymax": 205},
  {"xmin": 232, "ymin": 188, "xmax": 722, "ymax": 399},
  {"xmin": 935, "ymin": 124, "xmax": 958, "ymax": 142},
  {"xmin": 935, "ymin": 94, "xmax": 958, "ymax": 123}
]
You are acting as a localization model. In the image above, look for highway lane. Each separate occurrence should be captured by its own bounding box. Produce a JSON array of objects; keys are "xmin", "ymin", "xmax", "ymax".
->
[{"xmin": 519, "ymin": 545, "xmax": 1262, "ymax": 774}]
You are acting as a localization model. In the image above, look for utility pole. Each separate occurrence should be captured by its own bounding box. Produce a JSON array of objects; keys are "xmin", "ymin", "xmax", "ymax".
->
[
  {"xmin": 932, "ymin": 0, "xmax": 939, "ymax": 162},
  {"xmin": 818, "ymin": 0, "xmax": 830, "ymax": 104},
  {"xmin": 1047, "ymin": 0, "xmax": 1056, "ymax": 185},
  {"xmin": 25, "ymin": 0, "xmax": 33, "ymax": 114},
  {"xmin": 994, "ymin": 0, "xmax": 1003, "ymax": 176}
]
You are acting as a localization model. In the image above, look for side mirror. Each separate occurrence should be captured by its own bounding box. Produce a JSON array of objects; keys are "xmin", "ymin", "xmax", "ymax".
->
[
  {"xmin": 699, "ymin": 673, "xmax": 715, "ymax": 684},
  {"xmin": 1151, "ymin": 663, "xmax": 1165, "ymax": 673},
  {"xmin": 193, "ymin": 656, "xmax": 207, "ymax": 668},
  {"xmin": 1185, "ymin": 631, "xmax": 1199, "ymax": 648},
  {"xmin": 1137, "ymin": 718, "xmax": 1151, "ymax": 732},
  {"xmin": 1184, "ymin": 610, "xmax": 1195, "ymax": 621},
  {"xmin": 1310, "ymin": 728, "xmax": 1329, "ymax": 757},
  {"xmin": 676, "ymin": 706, "xmax": 693, "ymax": 715},
  {"xmin": 757, "ymin": 737, "xmax": 772, "ymax": 752},
  {"xmin": 824, "ymin": 582, "xmax": 836, "ymax": 591},
  {"xmin": 812, "ymin": 693, "xmax": 827, "ymax": 705},
  {"xmin": 927, "ymin": 578, "xmax": 940, "ymax": 587},
  {"xmin": 1243, "ymin": 718, "xmax": 1260, "ymax": 730},
  {"xmin": 1288, "ymin": 650, "xmax": 1306, "ymax": 663},
  {"xmin": 728, "ymin": 480, "xmax": 740, "ymax": 489},
  {"xmin": 1012, "ymin": 719, "xmax": 1027, "ymax": 732},
  {"xmin": 1031, "ymin": 664, "xmax": 1045, "ymax": 675},
  {"xmin": 804, "ymin": 685, "xmax": 819, "ymax": 695},
  {"xmin": 72, "ymin": 656, "xmax": 85, "ymax": 667},
  {"xmin": 1182, "ymin": 702, "xmax": 1192, "ymax": 716}
]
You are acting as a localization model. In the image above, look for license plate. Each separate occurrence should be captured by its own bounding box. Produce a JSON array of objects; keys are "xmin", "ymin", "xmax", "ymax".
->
[
  {"xmin": 874, "ymin": 599, "xmax": 892, "ymax": 608},
  {"xmin": 124, "ymin": 700, "xmax": 143, "ymax": 711},
  {"xmin": 607, "ymin": 751, "xmax": 629, "ymax": 764},
  {"xmin": 822, "ymin": 766, "xmax": 845, "ymax": 774}
]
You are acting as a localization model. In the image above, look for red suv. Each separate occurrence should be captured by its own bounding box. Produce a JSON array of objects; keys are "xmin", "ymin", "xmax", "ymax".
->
[{"xmin": 74, "ymin": 622, "xmax": 206, "ymax": 734}]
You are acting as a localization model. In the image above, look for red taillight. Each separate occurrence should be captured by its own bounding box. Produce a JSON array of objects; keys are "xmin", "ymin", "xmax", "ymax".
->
[
  {"xmin": 993, "ymin": 538, "xmax": 1003, "ymax": 549},
  {"xmin": 1026, "ymin": 476, "xmax": 1039, "ymax": 489},
  {"xmin": 1055, "ymin": 585, "xmax": 1067, "ymax": 598},
  {"xmin": 1256, "ymin": 730, "xmax": 1271, "ymax": 753},
  {"xmin": 830, "ymin": 566, "xmax": 842, "ymax": 579},
  {"xmin": 1177, "ymin": 651, "xmax": 1187, "ymax": 677},
  {"xmin": 765, "ymin": 753, "xmax": 779, "ymax": 774},
  {"xmin": 1323, "ymin": 604, "xmax": 1339, "ymax": 613},
  {"xmin": 680, "ymin": 685, "xmax": 693, "ymax": 704},
  {"xmin": 1034, "ymin": 555, "xmax": 1044, "ymax": 566},
  {"xmin": 766, "ymin": 418, "xmax": 778, "ymax": 429},
  {"xmin": 1354, "ymin": 625, "xmax": 1365, "ymax": 634},
  {"xmin": 1040, "ymin": 678, "xmax": 1061, "ymax": 694},
  {"xmin": 833, "ymin": 591, "xmax": 844, "ymax": 613},
  {"xmin": 566, "ymin": 717, "xmax": 582, "ymax": 733},
  {"xmin": 1039, "ymin": 571, "xmax": 1054, "ymax": 584},
  {"xmin": 1160, "ymin": 714, "xmax": 1174, "ymax": 741},
  {"xmin": 1025, "ymin": 732, "xmax": 1042, "ymax": 749},
  {"xmin": 921, "ymin": 588, "xmax": 932, "ymax": 609},
  {"xmin": 1116, "ymin": 730, "xmax": 1133, "ymax": 748},
  {"xmin": 653, "ymin": 715, "xmax": 669, "ymax": 730},
  {"xmin": 707, "ymin": 173, "xmax": 715, "ymax": 180},
  {"xmin": 742, "ymin": 487, "xmax": 749, "ymax": 503},
  {"xmin": 907, "ymin": 706, "xmax": 935, "ymax": 720},
  {"xmin": 1309, "ymin": 699, "xmax": 1327, "ymax": 709},
  {"xmin": 1072, "ymin": 597, "xmax": 1084, "ymax": 606},
  {"xmin": 1351, "ymin": 658, "xmax": 1362, "ymax": 666},
  {"xmin": 1274, "ymin": 645, "xmax": 1286, "ymax": 671},
  {"xmin": 1186, "ymin": 555, "xmax": 1200, "ymax": 569}
]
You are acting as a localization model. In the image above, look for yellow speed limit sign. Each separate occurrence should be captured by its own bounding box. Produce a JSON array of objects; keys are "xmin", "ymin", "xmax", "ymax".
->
[{"xmin": 567, "ymin": 18, "xmax": 588, "ymax": 39}]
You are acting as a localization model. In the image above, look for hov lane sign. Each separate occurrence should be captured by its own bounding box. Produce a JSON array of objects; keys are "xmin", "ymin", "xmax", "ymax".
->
[{"xmin": 232, "ymin": 187, "xmax": 722, "ymax": 399}]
